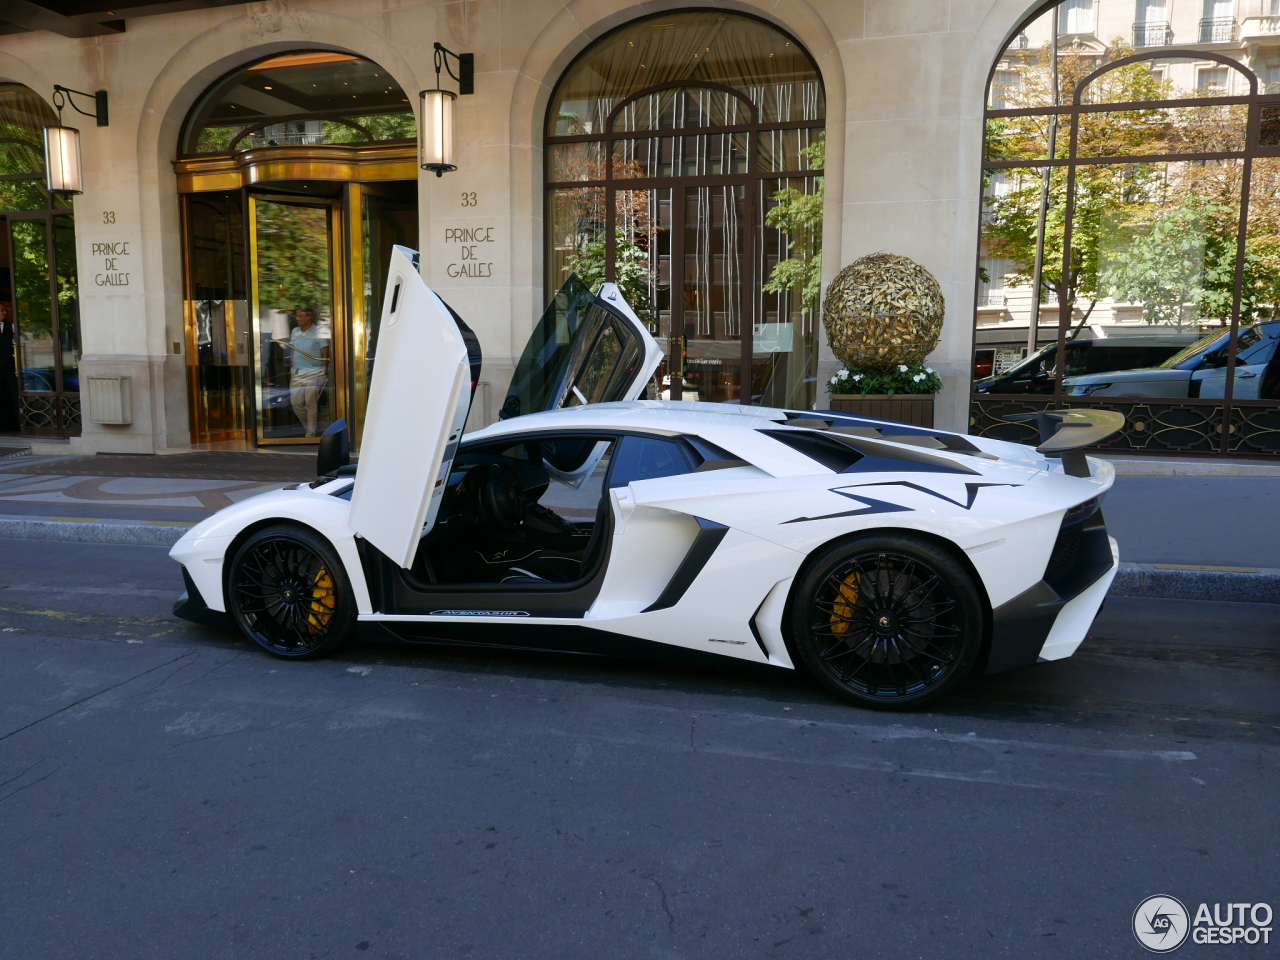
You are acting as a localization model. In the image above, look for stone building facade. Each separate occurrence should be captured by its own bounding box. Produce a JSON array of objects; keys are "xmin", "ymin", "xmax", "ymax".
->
[{"xmin": 2, "ymin": 0, "xmax": 1270, "ymax": 459}]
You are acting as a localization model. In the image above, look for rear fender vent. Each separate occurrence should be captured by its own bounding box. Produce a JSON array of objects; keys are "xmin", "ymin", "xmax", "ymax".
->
[
  {"xmin": 760, "ymin": 430, "xmax": 862, "ymax": 472},
  {"xmin": 1044, "ymin": 501, "xmax": 1111, "ymax": 598}
]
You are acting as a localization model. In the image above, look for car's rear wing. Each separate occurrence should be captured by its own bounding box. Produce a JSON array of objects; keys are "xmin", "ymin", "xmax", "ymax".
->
[{"xmin": 1007, "ymin": 409, "xmax": 1124, "ymax": 477}]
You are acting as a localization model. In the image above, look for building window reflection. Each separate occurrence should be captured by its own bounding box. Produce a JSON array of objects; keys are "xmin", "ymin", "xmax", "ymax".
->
[
  {"xmin": 974, "ymin": 2, "xmax": 1280, "ymax": 457},
  {"xmin": 544, "ymin": 11, "xmax": 826, "ymax": 409}
]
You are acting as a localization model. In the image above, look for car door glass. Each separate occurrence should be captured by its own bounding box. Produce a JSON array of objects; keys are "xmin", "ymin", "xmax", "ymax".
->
[
  {"xmin": 1063, "ymin": 345, "xmax": 1090, "ymax": 377},
  {"xmin": 568, "ymin": 308, "xmax": 624, "ymax": 405},
  {"xmin": 562, "ymin": 305, "xmax": 650, "ymax": 408},
  {"xmin": 1235, "ymin": 325, "xmax": 1277, "ymax": 366},
  {"xmin": 608, "ymin": 435, "xmax": 700, "ymax": 487},
  {"xmin": 502, "ymin": 275, "xmax": 594, "ymax": 419}
]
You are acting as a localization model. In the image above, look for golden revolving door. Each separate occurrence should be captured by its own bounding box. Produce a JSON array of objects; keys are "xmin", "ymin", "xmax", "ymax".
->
[
  {"xmin": 176, "ymin": 49, "xmax": 419, "ymax": 449},
  {"xmin": 179, "ymin": 174, "xmax": 417, "ymax": 449}
]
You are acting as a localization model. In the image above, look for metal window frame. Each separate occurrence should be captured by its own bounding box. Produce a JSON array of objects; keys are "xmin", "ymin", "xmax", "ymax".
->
[{"xmin": 544, "ymin": 81, "xmax": 825, "ymax": 403}]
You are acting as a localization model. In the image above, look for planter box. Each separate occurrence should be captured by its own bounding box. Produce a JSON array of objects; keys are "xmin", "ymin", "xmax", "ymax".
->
[{"xmin": 828, "ymin": 394, "xmax": 935, "ymax": 427}]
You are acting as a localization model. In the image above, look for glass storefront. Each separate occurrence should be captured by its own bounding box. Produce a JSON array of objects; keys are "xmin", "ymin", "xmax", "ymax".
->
[
  {"xmin": 178, "ymin": 53, "xmax": 418, "ymax": 448},
  {"xmin": 544, "ymin": 12, "xmax": 826, "ymax": 408},
  {"xmin": 0, "ymin": 82, "xmax": 80, "ymax": 438},
  {"xmin": 973, "ymin": 7, "xmax": 1280, "ymax": 456}
]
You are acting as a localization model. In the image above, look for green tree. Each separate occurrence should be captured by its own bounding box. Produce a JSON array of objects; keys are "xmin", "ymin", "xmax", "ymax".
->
[
  {"xmin": 1100, "ymin": 199, "xmax": 1222, "ymax": 331},
  {"xmin": 254, "ymin": 202, "xmax": 331, "ymax": 316},
  {"xmin": 762, "ymin": 137, "xmax": 824, "ymax": 315},
  {"xmin": 565, "ymin": 234, "xmax": 654, "ymax": 324},
  {"xmin": 983, "ymin": 41, "xmax": 1172, "ymax": 328}
]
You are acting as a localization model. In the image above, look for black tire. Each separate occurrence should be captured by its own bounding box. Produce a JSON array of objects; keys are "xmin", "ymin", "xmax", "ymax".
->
[
  {"xmin": 789, "ymin": 534, "xmax": 984, "ymax": 710},
  {"xmin": 227, "ymin": 524, "xmax": 357, "ymax": 659}
]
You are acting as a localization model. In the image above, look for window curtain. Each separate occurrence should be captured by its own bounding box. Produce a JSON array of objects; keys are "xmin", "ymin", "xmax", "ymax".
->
[{"xmin": 1058, "ymin": 0, "xmax": 1095, "ymax": 33}]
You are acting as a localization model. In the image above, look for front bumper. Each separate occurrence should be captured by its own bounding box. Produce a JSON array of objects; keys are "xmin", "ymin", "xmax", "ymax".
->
[{"xmin": 173, "ymin": 567, "xmax": 232, "ymax": 631}]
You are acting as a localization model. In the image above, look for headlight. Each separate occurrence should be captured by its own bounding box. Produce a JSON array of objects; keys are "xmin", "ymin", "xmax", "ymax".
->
[{"xmin": 1068, "ymin": 382, "xmax": 1111, "ymax": 396}]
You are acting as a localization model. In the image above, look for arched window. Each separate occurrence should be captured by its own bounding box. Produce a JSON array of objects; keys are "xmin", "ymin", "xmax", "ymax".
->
[
  {"xmin": 182, "ymin": 51, "xmax": 414, "ymax": 156},
  {"xmin": 0, "ymin": 82, "xmax": 80, "ymax": 437},
  {"xmin": 544, "ymin": 11, "xmax": 825, "ymax": 407},
  {"xmin": 972, "ymin": 4, "xmax": 1280, "ymax": 458}
]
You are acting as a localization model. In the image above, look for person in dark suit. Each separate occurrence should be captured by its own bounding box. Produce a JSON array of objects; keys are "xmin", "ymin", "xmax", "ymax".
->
[{"xmin": 0, "ymin": 302, "xmax": 19, "ymax": 432}]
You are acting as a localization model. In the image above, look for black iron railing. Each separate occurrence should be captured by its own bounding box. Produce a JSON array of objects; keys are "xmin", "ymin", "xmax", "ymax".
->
[
  {"xmin": 1132, "ymin": 21, "xmax": 1173, "ymax": 46},
  {"xmin": 1199, "ymin": 17, "xmax": 1237, "ymax": 42}
]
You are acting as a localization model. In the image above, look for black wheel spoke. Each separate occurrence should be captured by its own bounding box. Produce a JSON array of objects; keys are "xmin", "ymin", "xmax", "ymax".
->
[
  {"xmin": 231, "ymin": 534, "xmax": 346, "ymax": 657},
  {"xmin": 805, "ymin": 547, "xmax": 971, "ymax": 703}
]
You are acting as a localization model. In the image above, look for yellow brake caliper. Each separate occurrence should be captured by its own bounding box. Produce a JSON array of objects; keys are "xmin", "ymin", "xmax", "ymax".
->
[
  {"xmin": 307, "ymin": 567, "xmax": 336, "ymax": 633},
  {"xmin": 830, "ymin": 571, "xmax": 860, "ymax": 636}
]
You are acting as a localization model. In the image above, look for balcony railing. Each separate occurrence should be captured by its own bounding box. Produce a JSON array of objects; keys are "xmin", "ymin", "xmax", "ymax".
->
[
  {"xmin": 977, "ymin": 292, "xmax": 1008, "ymax": 308},
  {"xmin": 1199, "ymin": 17, "xmax": 1237, "ymax": 43},
  {"xmin": 1241, "ymin": 15, "xmax": 1280, "ymax": 41},
  {"xmin": 1133, "ymin": 21, "xmax": 1173, "ymax": 46}
]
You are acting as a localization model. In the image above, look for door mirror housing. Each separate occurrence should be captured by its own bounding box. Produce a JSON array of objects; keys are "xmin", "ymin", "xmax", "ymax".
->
[{"xmin": 316, "ymin": 418, "xmax": 351, "ymax": 477}]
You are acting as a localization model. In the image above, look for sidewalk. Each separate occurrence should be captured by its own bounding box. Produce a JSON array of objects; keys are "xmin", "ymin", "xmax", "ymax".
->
[{"xmin": 0, "ymin": 448, "xmax": 1277, "ymax": 602}]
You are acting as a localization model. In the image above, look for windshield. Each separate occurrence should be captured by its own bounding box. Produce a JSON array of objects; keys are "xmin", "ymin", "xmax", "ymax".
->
[
  {"xmin": 1160, "ymin": 328, "xmax": 1229, "ymax": 369},
  {"xmin": 501, "ymin": 275, "xmax": 595, "ymax": 419}
]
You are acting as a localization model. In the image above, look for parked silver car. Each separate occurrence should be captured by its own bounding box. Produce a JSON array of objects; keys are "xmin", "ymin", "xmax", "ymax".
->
[{"xmin": 1064, "ymin": 321, "xmax": 1280, "ymax": 400}]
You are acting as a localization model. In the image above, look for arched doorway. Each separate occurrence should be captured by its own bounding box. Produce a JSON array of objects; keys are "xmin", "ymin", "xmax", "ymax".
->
[
  {"xmin": 176, "ymin": 51, "xmax": 418, "ymax": 447},
  {"xmin": 544, "ymin": 11, "xmax": 825, "ymax": 407},
  {"xmin": 0, "ymin": 82, "xmax": 80, "ymax": 438}
]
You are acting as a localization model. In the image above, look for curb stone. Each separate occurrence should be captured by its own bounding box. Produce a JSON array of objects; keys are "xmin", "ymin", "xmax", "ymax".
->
[
  {"xmin": 1, "ymin": 515, "xmax": 1277, "ymax": 604},
  {"xmin": 1110, "ymin": 563, "xmax": 1280, "ymax": 604},
  {"xmin": 0, "ymin": 514, "xmax": 195, "ymax": 547}
]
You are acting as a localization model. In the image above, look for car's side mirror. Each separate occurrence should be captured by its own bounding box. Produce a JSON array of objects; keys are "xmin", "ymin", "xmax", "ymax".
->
[
  {"xmin": 317, "ymin": 418, "xmax": 351, "ymax": 477},
  {"xmin": 1200, "ymin": 349, "xmax": 1228, "ymax": 369}
]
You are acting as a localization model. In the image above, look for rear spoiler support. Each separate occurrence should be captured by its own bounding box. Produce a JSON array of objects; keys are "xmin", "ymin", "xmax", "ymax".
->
[{"xmin": 1007, "ymin": 408, "xmax": 1124, "ymax": 478}]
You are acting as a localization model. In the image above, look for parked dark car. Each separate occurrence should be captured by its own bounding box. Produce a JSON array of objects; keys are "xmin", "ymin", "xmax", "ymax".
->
[{"xmin": 974, "ymin": 336, "xmax": 1199, "ymax": 394}]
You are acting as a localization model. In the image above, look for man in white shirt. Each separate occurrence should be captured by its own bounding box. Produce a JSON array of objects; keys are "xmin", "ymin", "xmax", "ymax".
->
[{"xmin": 288, "ymin": 306, "xmax": 329, "ymax": 438}]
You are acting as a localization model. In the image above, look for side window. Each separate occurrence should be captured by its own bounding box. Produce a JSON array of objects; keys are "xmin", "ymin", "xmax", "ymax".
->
[
  {"xmin": 1236, "ymin": 326, "xmax": 1279, "ymax": 366},
  {"xmin": 534, "ymin": 438, "xmax": 614, "ymax": 524},
  {"xmin": 570, "ymin": 315, "xmax": 623, "ymax": 404},
  {"xmin": 564, "ymin": 304, "xmax": 643, "ymax": 407},
  {"xmin": 608, "ymin": 435, "xmax": 700, "ymax": 488}
]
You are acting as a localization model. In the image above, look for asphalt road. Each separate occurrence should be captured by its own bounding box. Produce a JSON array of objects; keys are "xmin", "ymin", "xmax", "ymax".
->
[{"xmin": 0, "ymin": 538, "xmax": 1276, "ymax": 960}]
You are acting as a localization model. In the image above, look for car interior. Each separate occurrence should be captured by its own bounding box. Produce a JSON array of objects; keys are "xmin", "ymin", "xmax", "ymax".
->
[{"xmin": 407, "ymin": 433, "xmax": 705, "ymax": 589}]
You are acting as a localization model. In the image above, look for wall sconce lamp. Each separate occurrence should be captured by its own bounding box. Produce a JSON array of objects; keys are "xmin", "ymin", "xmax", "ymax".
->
[
  {"xmin": 420, "ymin": 43, "xmax": 474, "ymax": 177},
  {"xmin": 44, "ymin": 85, "xmax": 109, "ymax": 196}
]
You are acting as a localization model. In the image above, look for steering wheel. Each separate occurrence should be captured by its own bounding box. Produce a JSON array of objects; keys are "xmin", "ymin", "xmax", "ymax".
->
[{"xmin": 478, "ymin": 463, "xmax": 525, "ymax": 530}]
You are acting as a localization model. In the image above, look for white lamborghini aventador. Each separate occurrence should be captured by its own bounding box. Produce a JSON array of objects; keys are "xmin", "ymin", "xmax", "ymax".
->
[{"xmin": 171, "ymin": 246, "xmax": 1125, "ymax": 709}]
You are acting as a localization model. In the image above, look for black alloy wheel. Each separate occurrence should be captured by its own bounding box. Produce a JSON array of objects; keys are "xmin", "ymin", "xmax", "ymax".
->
[
  {"xmin": 228, "ymin": 524, "xmax": 356, "ymax": 659},
  {"xmin": 790, "ymin": 535, "xmax": 983, "ymax": 709}
]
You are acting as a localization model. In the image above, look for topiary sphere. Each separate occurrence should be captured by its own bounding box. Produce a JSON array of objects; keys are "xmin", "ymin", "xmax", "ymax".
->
[{"xmin": 822, "ymin": 253, "xmax": 945, "ymax": 374}]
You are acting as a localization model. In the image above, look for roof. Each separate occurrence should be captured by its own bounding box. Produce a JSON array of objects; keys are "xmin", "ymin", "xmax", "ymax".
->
[
  {"xmin": 465, "ymin": 401, "xmax": 791, "ymax": 441},
  {"xmin": 462, "ymin": 400, "xmax": 1049, "ymax": 481}
]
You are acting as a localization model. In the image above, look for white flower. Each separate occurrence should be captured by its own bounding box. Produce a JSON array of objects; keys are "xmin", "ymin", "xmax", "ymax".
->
[
  {"xmin": 851, "ymin": 373, "xmax": 863, "ymax": 381},
  {"xmin": 912, "ymin": 373, "xmax": 925, "ymax": 382},
  {"xmin": 925, "ymin": 367, "xmax": 935, "ymax": 373},
  {"xmin": 898, "ymin": 364, "xmax": 909, "ymax": 373},
  {"xmin": 829, "ymin": 375, "xmax": 840, "ymax": 386}
]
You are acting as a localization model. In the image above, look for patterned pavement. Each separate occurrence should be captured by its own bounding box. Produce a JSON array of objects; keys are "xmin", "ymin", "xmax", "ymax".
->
[{"xmin": 0, "ymin": 455, "xmax": 287, "ymax": 518}]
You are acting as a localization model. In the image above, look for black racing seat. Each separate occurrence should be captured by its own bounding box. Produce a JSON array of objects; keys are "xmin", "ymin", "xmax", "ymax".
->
[{"xmin": 498, "ymin": 495, "xmax": 613, "ymax": 585}]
